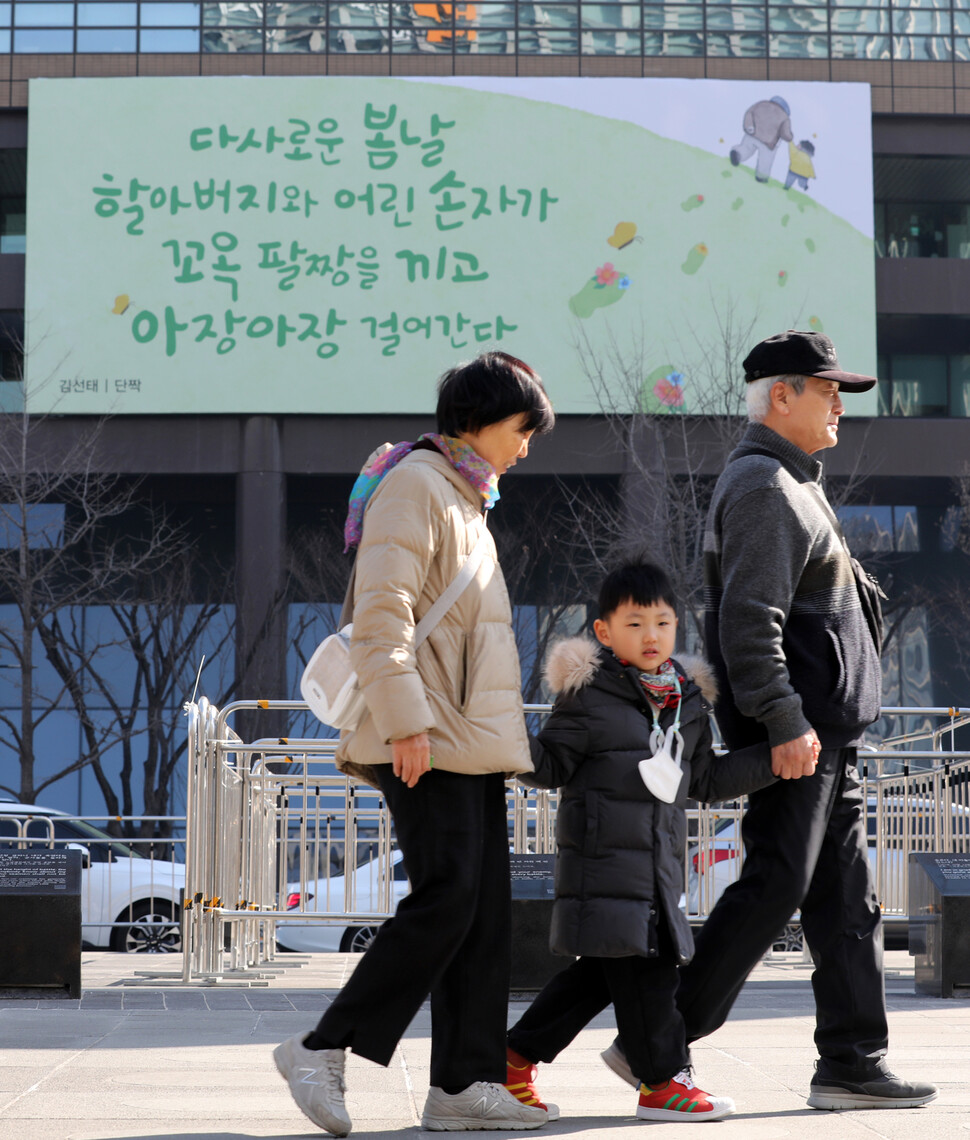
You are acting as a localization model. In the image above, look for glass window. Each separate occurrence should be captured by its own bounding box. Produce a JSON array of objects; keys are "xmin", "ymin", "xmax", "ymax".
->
[
  {"xmin": 708, "ymin": 0, "xmax": 763, "ymax": 5},
  {"xmin": 581, "ymin": 5, "xmax": 640, "ymax": 29},
  {"xmin": 0, "ymin": 504, "xmax": 65, "ymax": 549},
  {"xmin": 769, "ymin": 4, "xmax": 825, "ymax": 29},
  {"xmin": 891, "ymin": 8, "xmax": 949, "ymax": 33},
  {"xmin": 643, "ymin": 4, "xmax": 701, "ymax": 26},
  {"xmin": 13, "ymin": 2, "xmax": 74, "ymax": 26},
  {"xmin": 0, "ymin": 5, "xmax": 10, "ymax": 24},
  {"xmin": 516, "ymin": 5, "xmax": 579, "ymax": 28},
  {"xmin": 643, "ymin": 28, "xmax": 701, "ymax": 50},
  {"xmin": 466, "ymin": 4, "xmax": 517, "ymax": 25},
  {"xmin": 889, "ymin": 354, "xmax": 947, "ymax": 416},
  {"xmin": 708, "ymin": 6, "xmax": 765, "ymax": 29},
  {"xmin": 0, "ymin": 196, "xmax": 25, "ymax": 252},
  {"xmin": 268, "ymin": 23, "xmax": 329, "ymax": 44},
  {"xmin": 78, "ymin": 26, "xmax": 138, "ymax": 45},
  {"xmin": 202, "ymin": 24, "xmax": 263, "ymax": 44},
  {"xmin": 892, "ymin": 0, "xmax": 948, "ymax": 8},
  {"xmin": 268, "ymin": 0, "xmax": 325, "ymax": 17},
  {"xmin": 204, "ymin": 2, "xmax": 264, "ymax": 25},
  {"xmin": 332, "ymin": 3, "xmax": 386, "ymax": 25},
  {"xmin": 515, "ymin": 27, "xmax": 578, "ymax": 49},
  {"xmin": 831, "ymin": 32, "xmax": 889, "ymax": 56},
  {"xmin": 581, "ymin": 26, "xmax": 641, "ymax": 47},
  {"xmin": 770, "ymin": 30, "xmax": 828, "ymax": 52},
  {"xmin": 949, "ymin": 355, "xmax": 970, "ymax": 417},
  {"xmin": 894, "ymin": 506, "xmax": 919, "ymax": 552},
  {"xmin": 707, "ymin": 29, "xmax": 766, "ymax": 51},
  {"xmin": 831, "ymin": 8, "xmax": 888, "ymax": 31},
  {"xmin": 838, "ymin": 506, "xmax": 894, "ymax": 553},
  {"xmin": 323, "ymin": 25, "xmax": 385, "ymax": 47},
  {"xmin": 139, "ymin": 26, "xmax": 201, "ymax": 46},
  {"xmin": 830, "ymin": 0, "xmax": 886, "ymax": 5},
  {"xmin": 139, "ymin": 3, "xmax": 202, "ymax": 26},
  {"xmin": 892, "ymin": 32, "xmax": 952, "ymax": 57},
  {"xmin": 13, "ymin": 26, "xmax": 73, "ymax": 45},
  {"xmin": 78, "ymin": 3, "xmax": 138, "ymax": 24},
  {"xmin": 459, "ymin": 25, "xmax": 514, "ymax": 47}
]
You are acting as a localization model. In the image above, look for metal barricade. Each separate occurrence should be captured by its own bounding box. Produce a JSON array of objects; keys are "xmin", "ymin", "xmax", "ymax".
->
[
  {"xmin": 175, "ymin": 698, "xmax": 970, "ymax": 983},
  {"xmin": 683, "ymin": 706, "xmax": 970, "ymax": 939}
]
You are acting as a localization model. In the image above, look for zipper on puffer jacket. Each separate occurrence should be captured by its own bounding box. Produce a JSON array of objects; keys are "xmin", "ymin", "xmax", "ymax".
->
[{"xmin": 459, "ymin": 635, "xmax": 470, "ymax": 712}]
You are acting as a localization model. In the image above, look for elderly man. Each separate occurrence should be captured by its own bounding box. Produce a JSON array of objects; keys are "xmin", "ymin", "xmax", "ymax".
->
[{"xmin": 672, "ymin": 330, "xmax": 937, "ymax": 1110}]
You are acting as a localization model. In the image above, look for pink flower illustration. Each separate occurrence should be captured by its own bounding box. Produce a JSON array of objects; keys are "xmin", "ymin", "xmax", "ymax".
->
[
  {"xmin": 653, "ymin": 372, "xmax": 685, "ymax": 407},
  {"xmin": 595, "ymin": 262, "xmax": 620, "ymax": 286}
]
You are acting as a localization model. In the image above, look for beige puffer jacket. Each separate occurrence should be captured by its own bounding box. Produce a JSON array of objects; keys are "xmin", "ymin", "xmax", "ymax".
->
[{"xmin": 335, "ymin": 447, "xmax": 533, "ymax": 781}]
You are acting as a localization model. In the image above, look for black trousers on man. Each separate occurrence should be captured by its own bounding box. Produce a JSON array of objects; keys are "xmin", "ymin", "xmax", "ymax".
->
[
  {"xmin": 676, "ymin": 746, "xmax": 890, "ymax": 1079},
  {"xmin": 312, "ymin": 766, "xmax": 511, "ymax": 1090},
  {"xmin": 508, "ymin": 915, "xmax": 690, "ymax": 1087}
]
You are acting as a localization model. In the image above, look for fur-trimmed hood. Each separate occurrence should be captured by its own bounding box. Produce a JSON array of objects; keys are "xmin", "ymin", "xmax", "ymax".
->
[{"xmin": 543, "ymin": 635, "xmax": 717, "ymax": 704}]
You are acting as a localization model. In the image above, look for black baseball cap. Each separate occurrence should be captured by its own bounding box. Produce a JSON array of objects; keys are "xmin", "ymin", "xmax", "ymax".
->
[{"xmin": 742, "ymin": 330, "xmax": 877, "ymax": 393}]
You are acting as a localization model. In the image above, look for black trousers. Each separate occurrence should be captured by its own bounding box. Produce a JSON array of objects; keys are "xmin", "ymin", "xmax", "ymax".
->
[
  {"xmin": 313, "ymin": 767, "xmax": 511, "ymax": 1089},
  {"xmin": 507, "ymin": 919, "xmax": 689, "ymax": 1087},
  {"xmin": 676, "ymin": 746, "xmax": 889, "ymax": 1078}
]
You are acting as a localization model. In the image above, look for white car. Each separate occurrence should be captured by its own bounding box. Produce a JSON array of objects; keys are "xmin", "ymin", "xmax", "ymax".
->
[
  {"xmin": 0, "ymin": 800, "xmax": 185, "ymax": 953},
  {"xmin": 276, "ymin": 848, "xmax": 409, "ymax": 953}
]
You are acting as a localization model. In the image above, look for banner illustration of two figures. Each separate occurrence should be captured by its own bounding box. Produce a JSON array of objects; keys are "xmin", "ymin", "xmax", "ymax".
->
[{"xmin": 24, "ymin": 75, "xmax": 876, "ymax": 415}]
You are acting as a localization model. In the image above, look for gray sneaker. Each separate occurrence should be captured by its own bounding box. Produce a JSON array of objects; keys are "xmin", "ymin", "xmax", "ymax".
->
[
  {"xmin": 422, "ymin": 1082, "xmax": 549, "ymax": 1131},
  {"xmin": 273, "ymin": 1033, "xmax": 352, "ymax": 1136},
  {"xmin": 807, "ymin": 1067, "xmax": 938, "ymax": 1111},
  {"xmin": 600, "ymin": 1039, "xmax": 637, "ymax": 1089}
]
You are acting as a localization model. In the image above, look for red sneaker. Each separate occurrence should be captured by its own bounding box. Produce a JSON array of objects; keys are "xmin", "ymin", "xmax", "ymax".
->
[
  {"xmin": 504, "ymin": 1050, "xmax": 560, "ymax": 1121},
  {"xmin": 636, "ymin": 1068, "xmax": 735, "ymax": 1122}
]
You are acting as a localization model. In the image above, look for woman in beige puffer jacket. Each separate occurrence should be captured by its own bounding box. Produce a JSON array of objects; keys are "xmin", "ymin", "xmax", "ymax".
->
[
  {"xmin": 274, "ymin": 352, "xmax": 556, "ymax": 1136},
  {"xmin": 336, "ymin": 443, "xmax": 533, "ymax": 782}
]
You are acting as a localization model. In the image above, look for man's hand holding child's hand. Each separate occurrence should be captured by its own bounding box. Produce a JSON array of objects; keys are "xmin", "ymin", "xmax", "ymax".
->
[{"xmin": 772, "ymin": 731, "xmax": 822, "ymax": 780}]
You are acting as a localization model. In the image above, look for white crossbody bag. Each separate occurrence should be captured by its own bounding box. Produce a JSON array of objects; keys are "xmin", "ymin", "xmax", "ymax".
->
[{"xmin": 300, "ymin": 527, "xmax": 489, "ymax": 732}]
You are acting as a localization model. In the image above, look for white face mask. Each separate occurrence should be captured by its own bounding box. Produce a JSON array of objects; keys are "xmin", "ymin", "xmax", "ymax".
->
[{"xmin": 638, "ymin": 725, "xmax": 685, "ymax": 803}]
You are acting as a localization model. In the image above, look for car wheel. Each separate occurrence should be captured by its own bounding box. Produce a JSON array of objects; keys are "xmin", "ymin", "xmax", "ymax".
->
[
  {"xmin": 770, "ymin": 923, "xmax": 804, "ymax": 953},
  {"xmin": 110, "ymin": 900, "xmax": 182, "ymax": 953},
  {"xmin": 339, "ymin": 925, "xmax": 379, "ymax": 953}
]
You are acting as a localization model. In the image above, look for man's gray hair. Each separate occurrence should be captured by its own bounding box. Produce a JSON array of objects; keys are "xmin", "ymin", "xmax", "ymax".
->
[{"xmin": 746, "ymin": 374, "xmax": 808, "ymax": 422}]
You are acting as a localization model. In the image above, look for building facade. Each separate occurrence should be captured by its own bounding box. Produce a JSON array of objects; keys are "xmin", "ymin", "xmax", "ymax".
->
[{"xmin": 0, "ymin": 5, "xmax": 968, "ymax": 813}]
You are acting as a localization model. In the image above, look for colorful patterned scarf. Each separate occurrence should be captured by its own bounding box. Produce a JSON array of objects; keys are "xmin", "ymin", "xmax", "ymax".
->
[
  {"xmin": 638, "ymin": 660, "xmax": 682, "ymax": 710},
  {"xmin": 343, "ymin": 432, "xmax": 500, "ymax": 550}
]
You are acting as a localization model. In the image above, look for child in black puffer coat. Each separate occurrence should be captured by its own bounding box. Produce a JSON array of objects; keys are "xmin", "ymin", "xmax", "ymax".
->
[{"xmin": 502, "ymin": 558, "xmax": 808, "ymax": 1124}]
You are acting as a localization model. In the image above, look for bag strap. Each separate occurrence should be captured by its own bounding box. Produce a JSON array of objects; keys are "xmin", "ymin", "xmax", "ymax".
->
[
  {"xmin": 339, "ymin": 522, "xmax": 489, "ymax": 642},
  {"xmin": 413, "ymin": 524, "xmax": 489, "ymax": 647}
]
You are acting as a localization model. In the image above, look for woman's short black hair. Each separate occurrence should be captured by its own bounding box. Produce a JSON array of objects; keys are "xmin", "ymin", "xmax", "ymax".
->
[
  {"xmin": 598, "ymin": 559, "xmax": 677, "ymax": 620},
  {"xmin": 436, "ymin": 351, "xmax": 555, "ymax": 437}
]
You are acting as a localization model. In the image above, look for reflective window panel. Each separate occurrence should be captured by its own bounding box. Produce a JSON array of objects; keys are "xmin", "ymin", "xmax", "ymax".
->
[
  {"xmin": 13, "ymin": 3, "xmax": 75, "ymax": 27},
  {"xmin": 707, "ymin": 6, "xmax": 766, "ymax": 30},
  {"xmin": 707, "ymin": 29, "xmax": 766, "ymax": 50},
  {"xmin": 78, "ymin": 26, "xmax": 138, "ymax": 45}
]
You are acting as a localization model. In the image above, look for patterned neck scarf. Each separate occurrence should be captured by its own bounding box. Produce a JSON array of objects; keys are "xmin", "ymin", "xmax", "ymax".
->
[
  {"xmin": 343, "ymin": 433, "xmax": 500, "ymax": 550},
  {"xmin": 637, "ymin": 660, "xmax": 682, "ymax": 710}
]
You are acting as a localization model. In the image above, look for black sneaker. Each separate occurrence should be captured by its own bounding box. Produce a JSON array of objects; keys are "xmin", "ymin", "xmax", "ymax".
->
[{"xmin": 807, "ymin": 1067, "xmax": 938, "ymax": 1111}]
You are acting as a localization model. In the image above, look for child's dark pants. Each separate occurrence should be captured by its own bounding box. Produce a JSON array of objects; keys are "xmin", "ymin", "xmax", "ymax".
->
[{"xmin": 507, "ymin": 914, "xmax": 690, "ymax": 1087}]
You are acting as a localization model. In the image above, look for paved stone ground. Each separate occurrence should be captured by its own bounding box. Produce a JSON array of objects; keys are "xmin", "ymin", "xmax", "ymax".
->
[{"xmin": 0, "ymin": 950, "xmax": 967, "ymax": 1140}]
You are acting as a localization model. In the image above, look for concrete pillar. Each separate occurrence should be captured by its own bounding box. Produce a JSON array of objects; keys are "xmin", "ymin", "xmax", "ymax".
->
[{"xmin": 235, "ymin": 415, "xmax": 286, "ymax": 742}]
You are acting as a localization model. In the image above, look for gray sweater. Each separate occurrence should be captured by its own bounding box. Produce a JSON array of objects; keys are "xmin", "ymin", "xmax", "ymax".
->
[{"xmin": 703, "ymin": 422, "xmax": 882, "ymax": 751}]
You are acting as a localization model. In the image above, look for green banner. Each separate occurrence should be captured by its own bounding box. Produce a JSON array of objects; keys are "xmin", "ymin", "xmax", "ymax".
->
[{"xmin": 25, "ymin": 76, "xmax": 876, "ymax": 415}]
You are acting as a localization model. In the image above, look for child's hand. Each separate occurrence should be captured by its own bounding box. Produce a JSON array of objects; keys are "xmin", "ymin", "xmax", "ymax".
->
[{"xmin": 772, "ymin": 731, "xmax": 820, "ymax": 779}]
